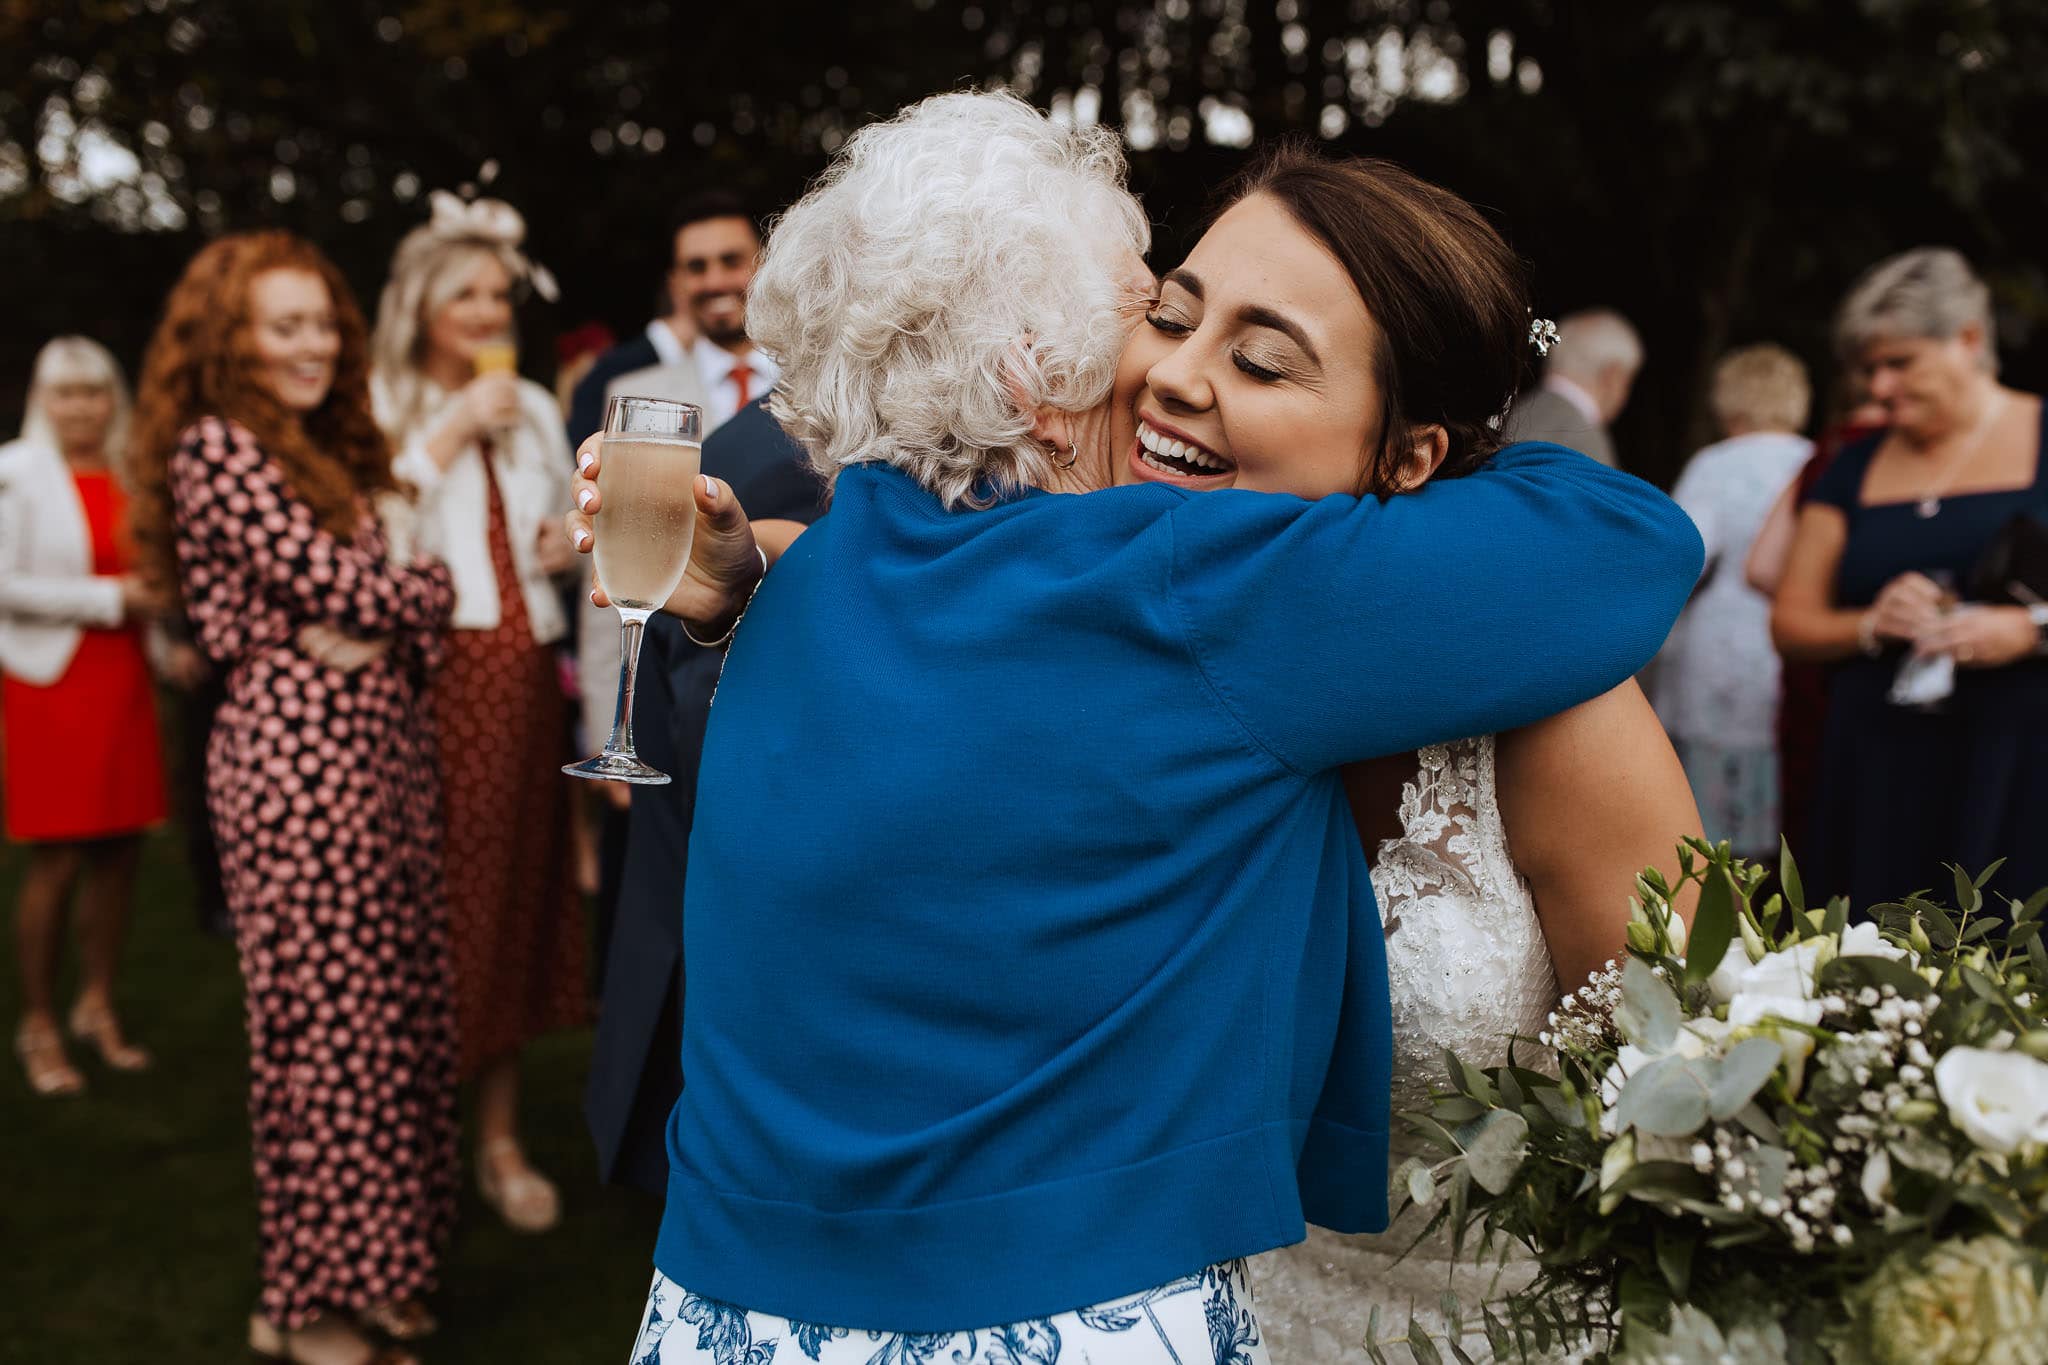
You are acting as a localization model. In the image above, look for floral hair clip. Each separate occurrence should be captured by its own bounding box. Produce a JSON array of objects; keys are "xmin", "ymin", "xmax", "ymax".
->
[{"xmin": 1528, "ymin": 316, "xmax": 1560, "ymax": 358}]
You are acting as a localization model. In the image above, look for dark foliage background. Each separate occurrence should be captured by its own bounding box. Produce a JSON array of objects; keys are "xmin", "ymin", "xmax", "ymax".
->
[{"xmin": 5, "ymin": 0, "xmax": 2047, "ymax": 485}]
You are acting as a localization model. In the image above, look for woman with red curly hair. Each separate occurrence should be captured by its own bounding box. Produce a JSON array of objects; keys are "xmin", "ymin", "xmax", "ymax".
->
[{"xmin": 127, "ymin": 231, "xmax": 456, "ymax": 1365}]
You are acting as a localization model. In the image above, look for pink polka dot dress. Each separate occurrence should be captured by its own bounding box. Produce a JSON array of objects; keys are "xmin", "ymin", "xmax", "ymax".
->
[{"xmin": 168, "ymin": 417, "xmax": 460, "ymax": 1329}]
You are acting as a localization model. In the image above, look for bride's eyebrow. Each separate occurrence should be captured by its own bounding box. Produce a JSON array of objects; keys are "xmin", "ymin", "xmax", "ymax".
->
[{"xmin": 1163, "ymin": 267, "xmax": 1319, "ymax": 365}]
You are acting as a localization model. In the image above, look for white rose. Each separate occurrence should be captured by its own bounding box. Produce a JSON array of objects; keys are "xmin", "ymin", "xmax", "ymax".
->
[
  {"xmin": 1840, "ymin": 921, "xmax": 1911, "ymax": 962},
  {"xmin": 1707, "ymin": 945, "xmax": 1752, "ymax": 1004},
  {"xmin": 1934, "ymin": 1047, "xmax": 2048, "ymax": 1156}
]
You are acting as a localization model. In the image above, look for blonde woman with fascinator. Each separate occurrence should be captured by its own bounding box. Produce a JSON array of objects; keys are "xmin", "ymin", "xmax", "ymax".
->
[
  {"xmin": 369, "ymin": 190, "xmax": 585, "ymax": 1238},
  {"xmin": 1, "ymin": 337, "xmax": 172, "ymax": 1096}
]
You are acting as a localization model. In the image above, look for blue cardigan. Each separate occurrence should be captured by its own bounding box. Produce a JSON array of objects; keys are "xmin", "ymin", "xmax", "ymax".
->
[{"xmin": 656, "ymin": 444, "xmax": 1701, "ymax": 1330}]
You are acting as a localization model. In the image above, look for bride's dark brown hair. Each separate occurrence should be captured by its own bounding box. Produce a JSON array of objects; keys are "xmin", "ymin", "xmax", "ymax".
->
[
  {"xmin": 128, "ymin": 231, "xmax": 395, "ymax": 592},
  {"xmin": 1216, "ymin": 145, "xmax": 1532, "ymax": 497}
]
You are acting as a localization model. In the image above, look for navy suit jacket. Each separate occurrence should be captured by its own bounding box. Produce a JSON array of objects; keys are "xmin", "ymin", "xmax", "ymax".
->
[
  {"xmin": 566, "ymin": 331, "xmax": 662, "ymax": 451},
  {"xmin": 584, "ymin": 397, "xmax": 829, "ymax": 1193}
]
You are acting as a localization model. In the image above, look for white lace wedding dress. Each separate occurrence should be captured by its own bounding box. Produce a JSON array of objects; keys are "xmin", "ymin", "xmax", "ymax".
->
[{"xmin": 1255, "ymin": 736, "xmax": 1560, "ymax": 1363}]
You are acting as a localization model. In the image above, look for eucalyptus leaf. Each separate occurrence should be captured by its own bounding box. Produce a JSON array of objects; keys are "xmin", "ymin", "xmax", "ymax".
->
[
  {"xmin": 1461, "ymin": 1110, "xmax": 1529, "ymax": 1195},
  {"xmin": 1616, "ymin": 1055, "xmax": 1711, "ymax": 1136},
  {"xmin": 1409, "ymin": 1163, "xmax": 1438, "ymax": 1208},
  {"xmin": 1974, "ymin": 857, "xmax": 2009, "ymax": 890},
  {"xmin": 1616, "ymin": 957, "xmax": 1680, "ymax": 1052},
  {"xmin": 1407, "ymin": 1322, "xmax": 1446, "ymax": 1365},
  {"xmin": 1707, "ymin": 1036, "xmax": 1783, "ymax": 1119}
]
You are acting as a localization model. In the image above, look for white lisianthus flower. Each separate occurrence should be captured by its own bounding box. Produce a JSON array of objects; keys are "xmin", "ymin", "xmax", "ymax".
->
[
  {"xmin": 1839, "ymin": 920, "xmax": 1911, "ymax": 962},
  {"xmin": 1934, "ymin": 1047, "xmax": 2048, "ymax": 1156}
]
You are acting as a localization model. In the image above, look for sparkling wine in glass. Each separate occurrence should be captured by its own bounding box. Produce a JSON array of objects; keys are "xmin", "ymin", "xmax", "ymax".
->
[{"xmin": 564, "ymin": 395, "xmax": 703, "ymax": 785}]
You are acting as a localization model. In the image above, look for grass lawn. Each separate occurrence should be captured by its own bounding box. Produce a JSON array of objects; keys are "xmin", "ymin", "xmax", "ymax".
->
[{"xmin": 0, "ymin": 827, "xmax": 660, "ymax": 1363}]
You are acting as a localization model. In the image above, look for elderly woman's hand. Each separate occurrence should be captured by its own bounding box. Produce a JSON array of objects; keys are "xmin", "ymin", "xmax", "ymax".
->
[
  {"xmin": 1915, "ymin": 604, "xmax": 2040, "ymax": 668},
  {"xmin": 566, "ymin": 433, "xmax": 766, "ymax": 636}
]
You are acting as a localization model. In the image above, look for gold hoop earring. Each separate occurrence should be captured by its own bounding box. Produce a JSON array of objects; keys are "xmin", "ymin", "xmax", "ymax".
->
[{"xmin": 1055, "ymin": 442, "xmax": 1078, "ymax": 470}]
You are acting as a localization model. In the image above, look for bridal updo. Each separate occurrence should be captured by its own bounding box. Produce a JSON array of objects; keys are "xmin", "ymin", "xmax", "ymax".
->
[{"xmin": 748, "ymin": 90, "xmax": 1152, "ymax": 508}]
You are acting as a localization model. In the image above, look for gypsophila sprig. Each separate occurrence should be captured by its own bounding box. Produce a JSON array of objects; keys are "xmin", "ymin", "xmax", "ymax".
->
[{"xmin": 1391, "ymin": 838, "xmax": 2048, "ymax": 1363}]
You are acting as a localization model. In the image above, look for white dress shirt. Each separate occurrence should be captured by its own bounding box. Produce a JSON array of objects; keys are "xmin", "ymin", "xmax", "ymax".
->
[
  {"xmin": 690, "ymin": 336, "xmax": 780, "ymax": 431},
  {"xmin": 375, "ymin": 375, "xmax": 575, "ymax": 644},
  {"xmin": 646, "ymin": 318, "xmax": 689, "ymax": 369}
]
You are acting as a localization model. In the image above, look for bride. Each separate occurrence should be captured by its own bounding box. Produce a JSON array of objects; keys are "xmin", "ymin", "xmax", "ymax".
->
[{"xmin": 1105, "ymin": 150, "xmax": 1704, "ymax": 1361}]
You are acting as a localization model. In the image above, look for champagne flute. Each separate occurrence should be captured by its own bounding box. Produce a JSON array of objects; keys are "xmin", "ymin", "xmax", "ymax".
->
[{"xmin": 564, "ymin": 395, "xmax": 703, "ymax": 785}]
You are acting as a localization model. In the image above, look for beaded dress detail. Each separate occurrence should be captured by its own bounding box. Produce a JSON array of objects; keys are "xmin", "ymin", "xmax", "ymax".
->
[{"xmin": 1254, "ymin": 736, "xmax": 1560, "ymax": 1362}]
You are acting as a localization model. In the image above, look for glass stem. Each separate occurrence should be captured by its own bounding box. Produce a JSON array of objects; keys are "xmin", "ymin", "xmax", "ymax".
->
[{"xmin": 605, "ymin": 607, "xmax": 652, "ymax": 757}]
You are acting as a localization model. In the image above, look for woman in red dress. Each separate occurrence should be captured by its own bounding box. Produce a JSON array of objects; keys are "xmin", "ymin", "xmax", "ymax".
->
[
  {"xmin": 370, "ymin": 197, "xmax": 585, "ymax": 1235},
  {"xmin": 127, "ymin": 233, "xmax": 455, "ymax": 1365},
  {"xmin": 2, "ymin": 336, "xmax": 170, "ymax": 1096}
]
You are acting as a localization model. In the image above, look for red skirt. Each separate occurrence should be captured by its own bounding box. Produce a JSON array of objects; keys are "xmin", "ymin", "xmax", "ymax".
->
[{"xmin": 3, "ymin": 628, "xmax": 168, "ymax": 842}]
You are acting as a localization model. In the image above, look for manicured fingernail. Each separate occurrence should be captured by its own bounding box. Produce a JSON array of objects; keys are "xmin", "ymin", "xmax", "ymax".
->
[
  {"xmin": 589, "ymin": 588, "xmax": 602, "ymax": 605},
  {"xmin": 578, "ymin": 449, "xmax": 595, "ymax": 473},
  {"xmin": 702, "ymin": 476, "xmax": 721, "ymax": 501},
  {"xmin": 572, "ymin": 527, "xmax": 590, "ymax": 551},
  {"xmin": 577, "ymin": 488, "xmax": 596, "ymax": 511}
]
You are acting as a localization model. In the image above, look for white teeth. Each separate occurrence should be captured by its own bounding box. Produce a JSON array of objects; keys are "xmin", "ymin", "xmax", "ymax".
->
[{"xmin": 1137, "ymin": 421, "xmax": 1225, "ymax": 473}]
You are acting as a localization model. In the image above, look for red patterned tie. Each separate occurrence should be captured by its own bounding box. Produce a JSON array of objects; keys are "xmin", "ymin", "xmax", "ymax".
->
[{"xmin": 731, "ymin": 362, "xmax": 752, "ymax": 410}]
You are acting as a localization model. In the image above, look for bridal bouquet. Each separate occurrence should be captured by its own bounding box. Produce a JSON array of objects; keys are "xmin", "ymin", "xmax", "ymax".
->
[{"xmin": 1392, "ymin": 841, "xmax": 2048, "ymax": 1364}]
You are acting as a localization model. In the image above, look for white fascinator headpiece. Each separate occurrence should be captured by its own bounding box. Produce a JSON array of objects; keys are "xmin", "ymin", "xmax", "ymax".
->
[{"xmin": 422, "ymin": 174, "xmax": 560, "ymax": 303}]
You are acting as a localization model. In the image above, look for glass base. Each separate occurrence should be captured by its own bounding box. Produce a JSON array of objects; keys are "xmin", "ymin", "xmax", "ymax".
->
[{"xmin": 562, "ymin": 751, "xmax": 672, "ymax": 785}]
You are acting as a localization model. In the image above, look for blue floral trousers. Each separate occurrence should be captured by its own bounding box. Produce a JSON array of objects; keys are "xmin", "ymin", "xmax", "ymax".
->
[{"xmin": 627, "ymin": 1261, "xmax": 1269, "ymax": 1365}]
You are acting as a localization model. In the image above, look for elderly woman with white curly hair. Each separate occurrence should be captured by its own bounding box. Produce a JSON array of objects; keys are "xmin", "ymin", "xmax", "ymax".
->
[{"xmin": 570, "ymin": 91, "xmax": 1700, "ymax": 1364}]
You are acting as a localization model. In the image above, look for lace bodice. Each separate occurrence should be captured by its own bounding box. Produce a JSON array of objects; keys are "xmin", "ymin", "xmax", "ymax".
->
[{"xmin": 1255, "ymin": 736, "xmax": 1561, "ymax": 1363}]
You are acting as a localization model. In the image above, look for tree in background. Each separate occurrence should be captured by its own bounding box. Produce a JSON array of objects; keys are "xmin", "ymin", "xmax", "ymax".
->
[{"xmin": 4, "ymin": 0, "xmax": 2044, "ymax": 482}]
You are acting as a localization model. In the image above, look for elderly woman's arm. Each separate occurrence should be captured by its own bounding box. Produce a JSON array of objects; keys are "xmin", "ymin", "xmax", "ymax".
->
[{"xmin": 1167, "ymin": 441, "xmax": 1704, "ymax": 772}]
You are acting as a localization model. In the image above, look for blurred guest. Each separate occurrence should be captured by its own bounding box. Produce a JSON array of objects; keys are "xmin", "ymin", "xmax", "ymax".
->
[
  {"xmin": 129, "ymin": 230, "xmax": 454, "ymax": 1364},
  {"xmin": 1506, "ymin": 307, "xmax": 1643, "ymax": 467},
  {"xmin": 1774, "ymin": 248, "xmax": 2048, "ymax": 912},
  {"xmin": 552, "ymin": 321, "xmax": 616, "ymax": 417},
  {"xmin": 565, "ymin": 190, "xmax": 774, "ymax": 448},
  {"xmin": 1747, "ymin": 375, "xmax": 1890, "ymax": 862},
  {"xmin": 2, "ymin": 336, "xmax": 168, "ymax": 1097},
  {"xmin": 583, "ymin": 395, "xmax": 827, "ymax": 1195},
  {"xmin": 1652, "ymin": 344, "xmax": 1813, "ymax": 857},
  {"xmin": 371, "ymin": 191, "xmax": 583, "ymax": 1236}
]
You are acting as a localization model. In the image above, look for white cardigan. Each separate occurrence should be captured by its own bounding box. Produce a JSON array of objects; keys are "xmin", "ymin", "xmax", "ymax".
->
[
  {"xmin": 375, "ymin": 376, "xmax": 574, "ymax": 644},
  {"xmin": 0, "ymin": 437, "xmax": 127, "ymax": 686}
]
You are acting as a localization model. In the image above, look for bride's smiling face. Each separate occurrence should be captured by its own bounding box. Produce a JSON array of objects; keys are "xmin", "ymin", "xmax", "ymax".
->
[{"xmin": 1108, "ymin": 193, "xmax": 1384, "ymax": 498}]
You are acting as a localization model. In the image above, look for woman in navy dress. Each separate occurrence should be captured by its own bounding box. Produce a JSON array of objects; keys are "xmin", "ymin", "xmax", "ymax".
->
[{"xmin": 1774, "ymin": 248, "xmax": 2048, "ymax": 914}]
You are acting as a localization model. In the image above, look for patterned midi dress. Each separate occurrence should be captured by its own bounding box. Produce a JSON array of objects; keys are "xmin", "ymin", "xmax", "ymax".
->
[
  {"xmin": 431, "ymin": 453, "xmax": 585, "ymax": 1077},
  {"xmin": 169, "ymin": 416, "xmax": 460, "ymax": 1328}
]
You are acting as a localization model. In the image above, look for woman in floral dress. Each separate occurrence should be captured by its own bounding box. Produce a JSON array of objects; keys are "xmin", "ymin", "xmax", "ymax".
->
[{"xmin": 129, "ymin": 230, "xmax": 457, "ymax": 1365}]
